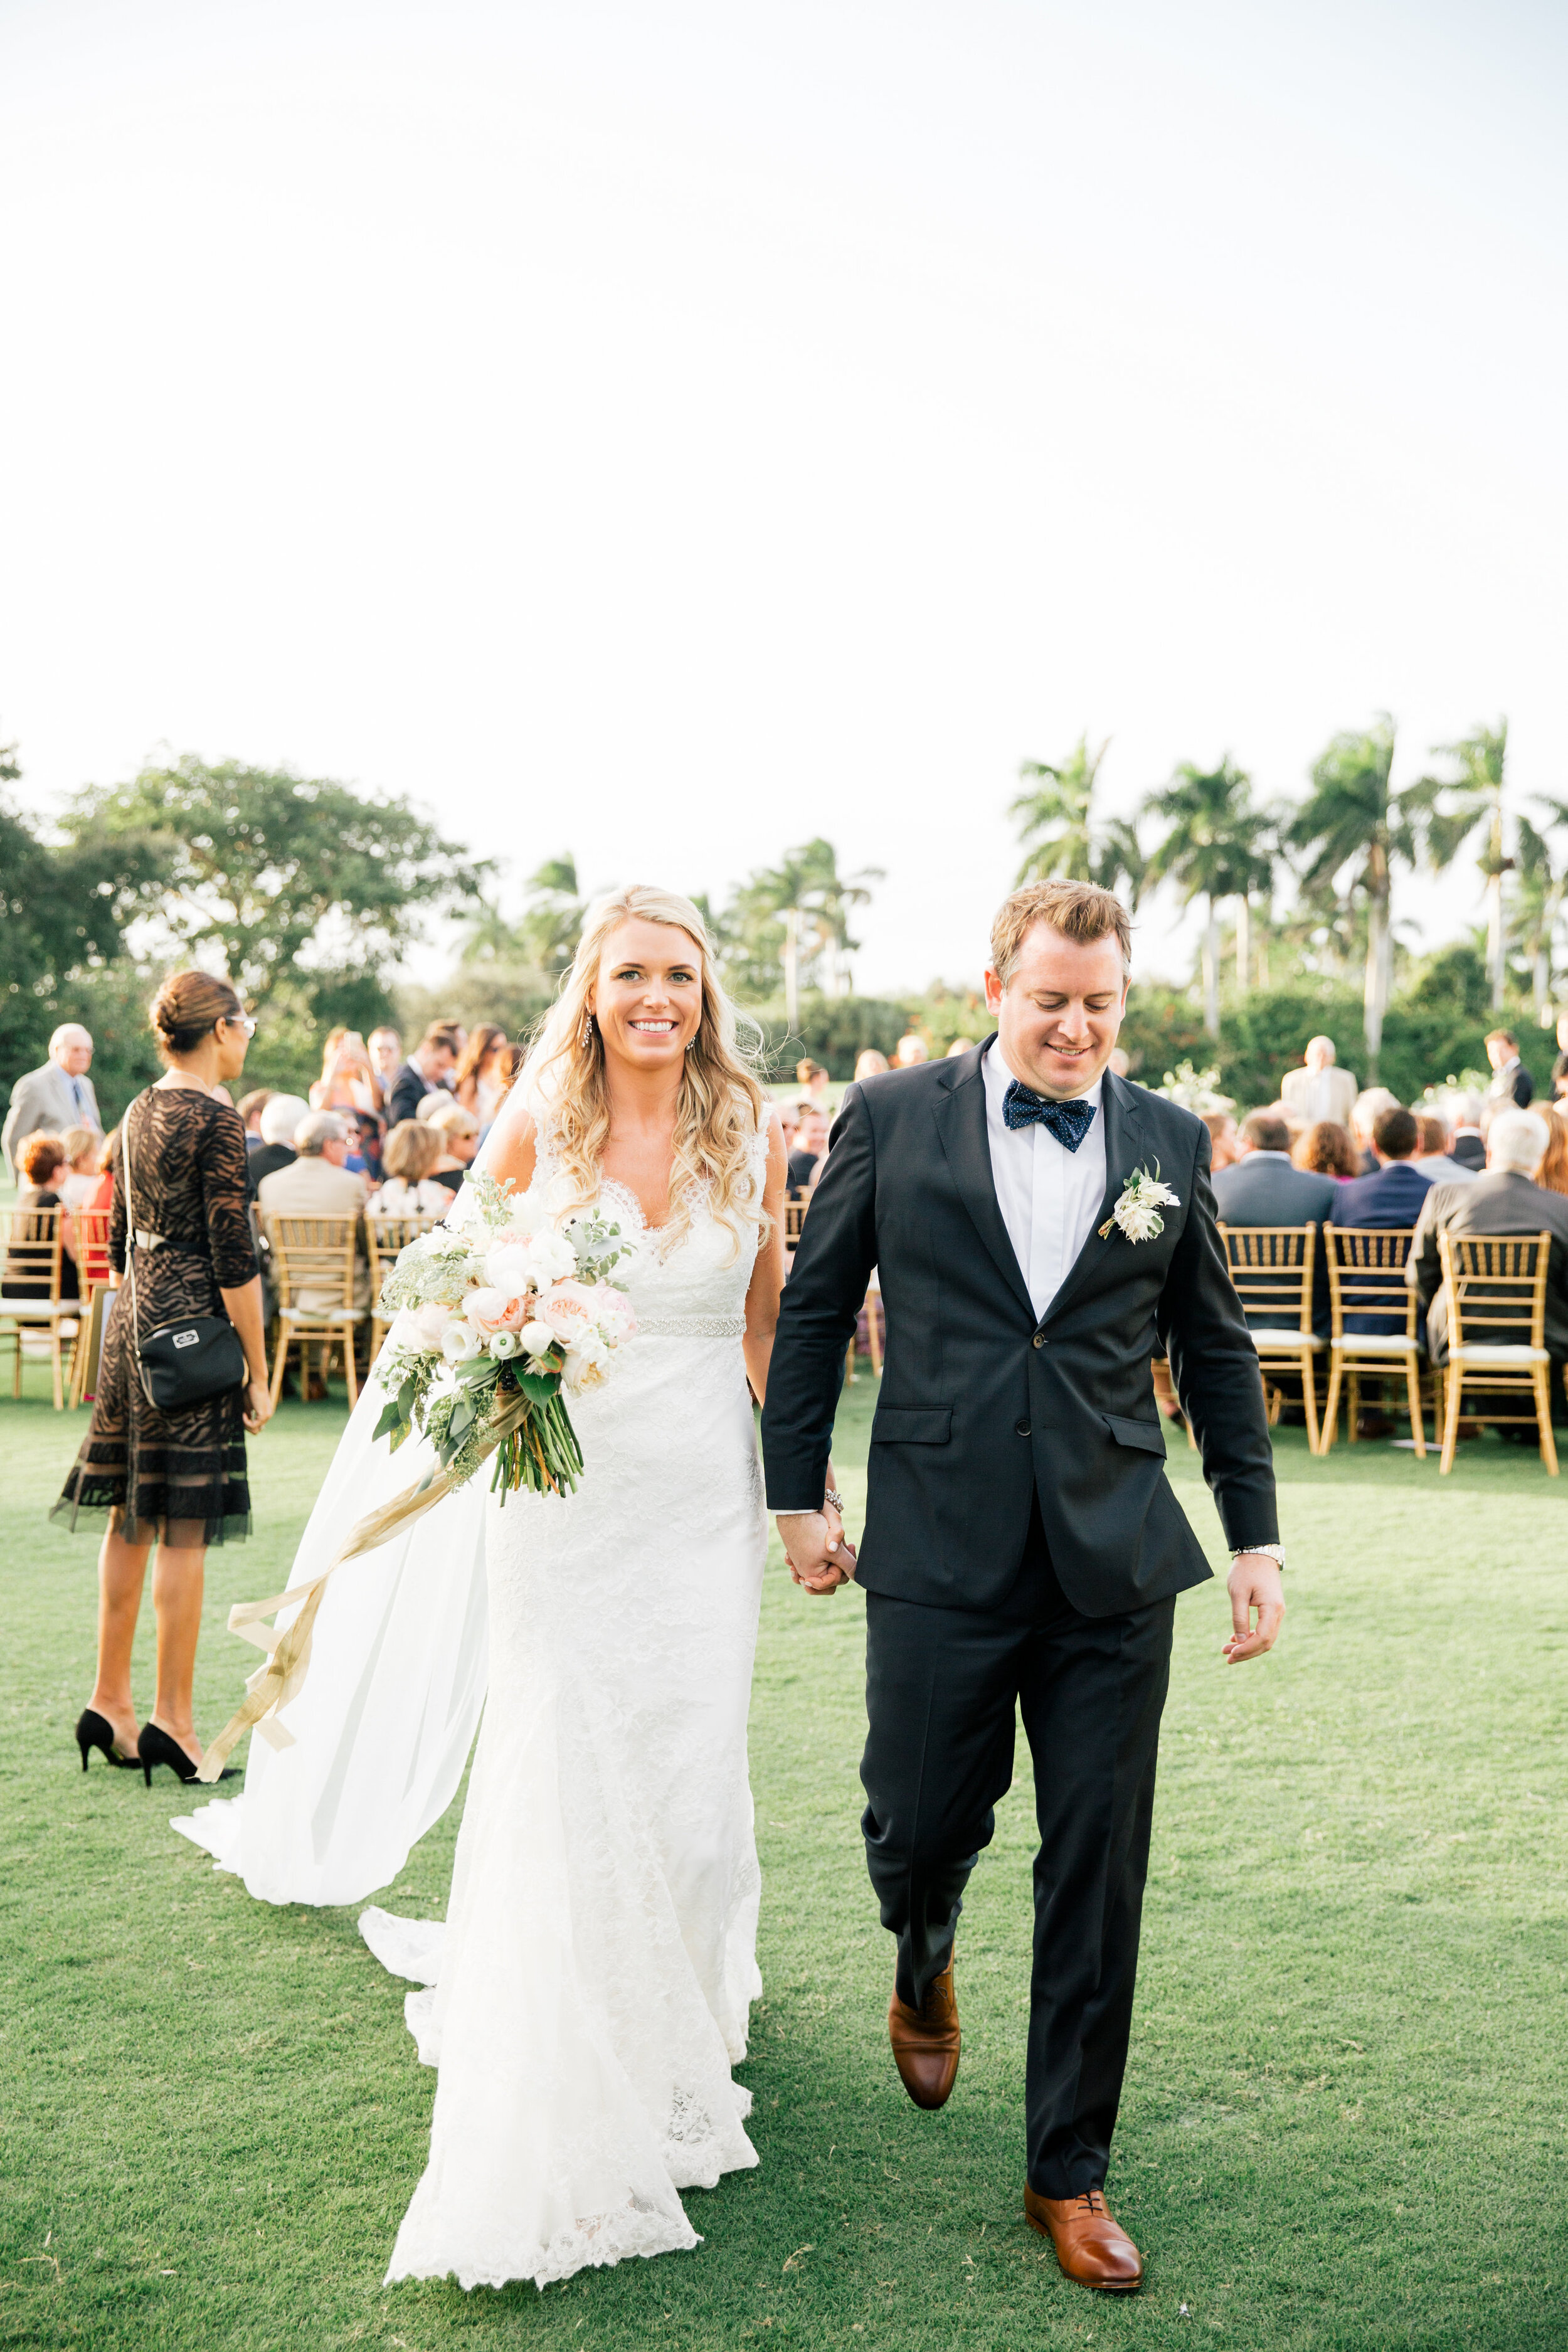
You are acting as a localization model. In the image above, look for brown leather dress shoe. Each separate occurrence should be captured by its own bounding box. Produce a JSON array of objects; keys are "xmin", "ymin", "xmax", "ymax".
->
[
  {"xmin": 1024, "ymin": 2185, "xmax": 1143, "ymax": 2291},
  {"xmin": 887, "ymin": 1949, "xmax": 960, "ymax": 2109}
]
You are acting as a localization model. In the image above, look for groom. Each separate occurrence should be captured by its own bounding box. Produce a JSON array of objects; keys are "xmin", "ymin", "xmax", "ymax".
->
[{"xmin": 762, "ymin": 879, "xmax": 1283, "ymax": 2293}]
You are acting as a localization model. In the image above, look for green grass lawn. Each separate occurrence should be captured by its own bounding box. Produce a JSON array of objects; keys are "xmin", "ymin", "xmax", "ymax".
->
[{"xmin": 2, "ymin": 1365, "xmax": 1565, "ymax": 2352}]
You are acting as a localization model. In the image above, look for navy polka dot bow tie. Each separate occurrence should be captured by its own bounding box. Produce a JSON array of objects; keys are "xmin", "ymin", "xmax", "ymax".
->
[{"xmin": 1002, "ymin": 1080, "xmax": 1098, "ymax": 1151}]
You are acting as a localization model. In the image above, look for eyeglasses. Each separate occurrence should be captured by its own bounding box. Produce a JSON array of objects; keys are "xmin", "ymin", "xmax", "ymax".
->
[{"xmin": 220, "ymin": 1014, "xmax": 258, "ymax": 1037}]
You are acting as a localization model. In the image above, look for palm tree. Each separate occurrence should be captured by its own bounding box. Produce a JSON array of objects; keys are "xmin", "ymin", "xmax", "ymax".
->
[
  {"xmin": 721, "ymin": 837, "xmax": 883, "ymax": 1019},
  {"xmin": 1419, "ymin": 721, "xmax": 1511, "ymax": 1011},
  {"xmin": 1142, "ymin": 758, "xmax": 1273, "ymax": 1039},
  {"xmin": 1286, "ymin": 716, "xmax": 1430, "ymax": 1072},
  {"xmin": 1513, "ymin": 798, "xmax": 1568, "ymax": 1023},
  {"xmin": 1010, "ymin": 734, "xmax": 1146, "ymax": 904}
]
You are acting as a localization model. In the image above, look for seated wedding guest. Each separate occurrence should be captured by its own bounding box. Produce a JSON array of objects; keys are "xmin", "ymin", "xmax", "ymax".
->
[
  {"xmin": 1486, "ymin": 1028, "xmax": 1534, "ymax": 1106},
  {"xmin": 368, "ymin": 1120, "xmax": 452, "ymax": 1218},
  {"xmin": 53, "ymin": 968, "xmax": 272, "ymax": 1781},
  {"xmin": 854, "ymin": 1048, "xmax": 890, "ymax": 1082},
  {"xmin": 236, "ymin": 1089, "xmax": 273, "ymax": 1151},
  {"xmin": 795, "ymin": 1057, "xmax": 832, "ymax": 1113},
  {"xmin": 787, "ymin": 1106, "xmax": 830, "ymax": 1199},
  {"xmin": 57, "ymin": 1125, "xmax": 103, "ymax": 1211},
  {"xmin": 5, "ymin": 1131, "xmax": 80, "ymax": 1298},
  {"xmin": 453, "ymin": 1024, "xmax": 513, "ymax": 1125},
  {"xmin": 1350, "ymin": 1086, "xmax": 1400, "ymax": 1175},
  {"xmin": 1212, "ymin": 1111, "xmax": 1336, "ymax": 1336},
  {"xmin": 1407, "ymin": 1108, "xmax": 1568, "ymax": 1401},
  {"xmin": 1551, "ymin": 1010, "xmax": 1568, "ymax": 1101},
  {"xmin": 1333, "ymin": 1106, "xmax": 1431, "ymax": 1232},
  {"xmin": 310, "ymin": 1028, "xmax": 384, "ymax": 1116},
  {"xmin": 344, "ymin": 1110, "xmax": 385, "ymax": 1184},
  {"xmin": 1202, "ymin": 1110, "xmax": 1239, "ymax": 1170},
  {"xmin": 892, "ymin": 1032, "xmax": 928, "ymax": 1068},
  {"xmin": 387, "ymin": 1022, "xmax": 462, "ymax": 1128},
  {"xmin": 776, "ymin": 1098, "xmax": 801, "ymax": 1155},
  {"xmin": 2, "ymin": 1021, "xmax": 101, "ymax": 1180},
  {"xmin": 78, "ymin": 1128, "xmax": 119, "ymax": 1286},
  {"xmin": 1293, "ymin": 1119, "xmax": 1360, "ymax": 1180},
  {"xmin": 1448, "ymin": 1093, "xmax": 1487, "ymax": 1172},
  {"xmin": 1538, "ymin": 1104, "xmax": 1568, "ymax": 1196},
  {"xmin": 1412, "ymin": 1110, "xmax": 1477, "ymax": 1185},
  {"xmin": 257, "ymin": 1111, "xmax": 371, "ymax": 1309},
  {"xmin": 1281, "ymin": 1034, "xmax": 1358, "ymax": 1128},
  {"xmin": 248, "ymin": 1094, "xmax": 309, "ymax": 1191},
  {"xmin": 425, "ymin": 1098, "xmax": 480, "ymax": 1193}
]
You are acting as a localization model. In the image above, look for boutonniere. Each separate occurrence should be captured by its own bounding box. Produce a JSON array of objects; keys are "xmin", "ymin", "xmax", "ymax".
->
[{"xmin": 1099, "ymin": 1162, "xmax": 1181, "ymax": 1243}]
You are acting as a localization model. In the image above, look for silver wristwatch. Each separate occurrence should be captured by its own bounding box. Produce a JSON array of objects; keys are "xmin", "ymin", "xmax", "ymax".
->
[{"xmin": 1232, "ymin": 1542, "xmax": 1285, "ymax": 1569}]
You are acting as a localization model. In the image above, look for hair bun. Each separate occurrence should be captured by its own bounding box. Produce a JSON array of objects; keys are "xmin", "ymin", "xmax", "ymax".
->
[{"xmin": 150, "ymin": 969, "xmax": 243, "ymax": 1060}]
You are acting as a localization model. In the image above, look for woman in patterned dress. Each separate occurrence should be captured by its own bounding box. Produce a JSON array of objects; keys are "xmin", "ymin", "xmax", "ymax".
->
[{"xmin": 55, "ymin": 972, "xmax": 274, "ymax": 1780}]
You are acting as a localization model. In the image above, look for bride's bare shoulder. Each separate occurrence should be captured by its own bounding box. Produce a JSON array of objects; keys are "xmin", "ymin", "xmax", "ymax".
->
[{"xmin": 484, "ymin": 1096, "xmax": 541, "ymax": 1195}]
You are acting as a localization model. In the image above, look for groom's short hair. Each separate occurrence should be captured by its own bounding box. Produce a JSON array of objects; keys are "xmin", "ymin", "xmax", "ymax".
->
[{"xmin": 990, "ymin": 879, "xmax": 1133, "ymax": 985}]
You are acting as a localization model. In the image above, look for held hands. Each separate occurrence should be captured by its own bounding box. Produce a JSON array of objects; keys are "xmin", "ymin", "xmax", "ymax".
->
[
  {"xmin": 1224, "ymin": 1553, "xmax": 1285, "ymax": 1663},
  {"xmin": 777, "ymin": 1499, "xmax": 857, "ymax": 1596}
]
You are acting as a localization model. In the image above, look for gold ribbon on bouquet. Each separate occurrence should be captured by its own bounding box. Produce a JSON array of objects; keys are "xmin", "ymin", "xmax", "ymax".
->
[{"xmin": 196, "ymin": 1389, "xmax": 539, "ymax": 1784}]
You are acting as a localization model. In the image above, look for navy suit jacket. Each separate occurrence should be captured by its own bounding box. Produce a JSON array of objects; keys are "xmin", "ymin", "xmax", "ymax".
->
[
  {"xmin": 1333, "ymin": 1162, "xmax": 1433, "ymax": 1232},
  {"xmin": 1333, "ymin": 1160, "xmax": 1433, "ymax": 1335}
]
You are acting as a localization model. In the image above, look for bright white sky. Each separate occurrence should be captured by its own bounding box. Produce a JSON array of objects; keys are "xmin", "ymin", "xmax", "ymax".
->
[{"xmin": 3, "ymin": 0, "xmax": 1565, "ymax": 995}]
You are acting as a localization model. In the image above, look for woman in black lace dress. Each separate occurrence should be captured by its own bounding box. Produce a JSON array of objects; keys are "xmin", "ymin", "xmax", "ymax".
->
[{"xmin": 55, "ymin": 972, "xmax": 274, "ymax": 1782}]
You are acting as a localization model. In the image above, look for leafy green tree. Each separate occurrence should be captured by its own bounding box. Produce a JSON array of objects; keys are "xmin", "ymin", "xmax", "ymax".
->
[
  {"xmin": 1142, "ymin": 758, "xmax": 1273, "ymax": 1039},
  {"xmin": 1010, "ymin": 734, "xmax": 1145, "ymax": 903},
  {"xmin": 61, "ymin": 755, "xmax": 489, "ymax": 1009},
  {"xmin": 1418, "ymin": 721, "xmax": 1511, "ymax": 1012},
  {"xmin": 1512, "ymin": 798, "xmax": 1568, "ymax": 1022},
  {"xmin": 721, "ymin": 839, "xmax": 882, "ymax": 1012},
  {"xmin": 1285, "ymin": 717, "xmax": 1431, "ymax": 1072}
]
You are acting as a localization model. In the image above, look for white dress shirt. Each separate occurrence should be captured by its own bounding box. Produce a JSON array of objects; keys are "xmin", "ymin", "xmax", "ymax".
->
[{"xmin": 982, "ymin": 1042, "xmax": 1106, "ymax": 1324}]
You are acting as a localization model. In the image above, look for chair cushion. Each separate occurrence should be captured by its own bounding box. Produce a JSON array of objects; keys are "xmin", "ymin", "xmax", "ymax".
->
[
  {"xmin": 280, "ymin": 1306, "xmax": 366, "ymax": 1324},
  {"xmin": 1450, "ymin": 1343, "xmax": 1550, "ymax": 1365},
  {"xmin": 0, "ymin": 1295, "xmax": 78, "ymax": 1318},
  {"xmin": 1248, "ymin": 1330, "xmax": 1325, "ymax": 1350},
  {"xmin": 1331, "ymin": 1335, "xmax": 1419, "ymax": 1357}
]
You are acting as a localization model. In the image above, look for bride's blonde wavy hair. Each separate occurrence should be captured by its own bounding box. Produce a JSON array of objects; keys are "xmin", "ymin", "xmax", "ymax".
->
[{"xmin": 520, "ymin": 883, "xmax": 769, "ymax": 1258}]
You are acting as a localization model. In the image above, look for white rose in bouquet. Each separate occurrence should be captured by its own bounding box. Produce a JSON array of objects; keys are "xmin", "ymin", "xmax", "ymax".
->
[
  {"xmin": 407, "ymin": 1300, "xmax": 454, "ymax": 1353},
  {"xmin": 483, "ymin": 1242, "xmax": 535, "ymax": 1301},
  {"xmin": 563, "ymin": 1328, "xmax": 613, "ymax": 1392},
  {"xmin": 519, "ymin": 1320, "xmax": 556, "ymax": 1358},
  {"xmin": 441, "ymin": 1322, "xmax": 484, "ymax": 1364},
  {"xmin": 525, "ymin": 1230, "xmax": 579, "ymax": 1286}
]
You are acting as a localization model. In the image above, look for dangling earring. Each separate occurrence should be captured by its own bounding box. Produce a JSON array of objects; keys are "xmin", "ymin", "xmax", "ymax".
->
[
  {"xmin": 581, "ymin": 1012, "xmax": 595, "ymax": 1049},
  {"xmin": 686, "ymin": 1032, "xmax": 697, "ymax": 1052}
]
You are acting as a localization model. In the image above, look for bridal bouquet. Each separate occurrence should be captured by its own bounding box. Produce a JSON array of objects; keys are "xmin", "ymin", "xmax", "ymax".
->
[{"xmin": 371, "ymin": 1170, "xmax": 637, "ymax": 1499}]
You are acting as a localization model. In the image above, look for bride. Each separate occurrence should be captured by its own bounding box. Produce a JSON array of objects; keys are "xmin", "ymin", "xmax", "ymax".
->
[{"xmin": 175, "ymin": 883, "xmax": 850, "ymax": 2291}]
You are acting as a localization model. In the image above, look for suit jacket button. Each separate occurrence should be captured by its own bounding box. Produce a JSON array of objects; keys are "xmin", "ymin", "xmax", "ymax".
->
[
  {"xmin": 1032, "ymin": 1333, "xmax": 1045, "ymax": 1348},
  {"xmin": 1015, "ymin": 1420, "xmax": 1031, "ymax": 1437}
]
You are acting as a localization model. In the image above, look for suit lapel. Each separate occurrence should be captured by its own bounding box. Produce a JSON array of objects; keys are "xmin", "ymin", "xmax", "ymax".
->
[
  {"xmin": 931, "ymin": 1041, "xmax": 1037, "ymax": 1322},
  {"xmin": 1041, "ymin": 1071, "xmax": 1148, "ymax": 1329}
]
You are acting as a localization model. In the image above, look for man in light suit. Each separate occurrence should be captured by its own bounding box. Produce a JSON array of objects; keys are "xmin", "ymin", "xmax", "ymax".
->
[
  {"xmin": 1280, "ymin": 1036, "xmax": 1357, "ymax": 1130},
  {"xmin": 257, "ymin": 1111, "xmax": 371, "ymax": 1310},
  {"xmin": 1407, "ymin": 1108, "xmax": 1568, "ymax": 1387},
  {"xmin": 2, "ymin": 1024, "xmax": 101, "ymax": 1179}
]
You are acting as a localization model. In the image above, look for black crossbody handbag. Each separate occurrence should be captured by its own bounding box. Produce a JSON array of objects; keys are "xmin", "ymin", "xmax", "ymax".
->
[{"xmin": 124, "ymin": 1092, "xmax": 248, "ymax": 1413}]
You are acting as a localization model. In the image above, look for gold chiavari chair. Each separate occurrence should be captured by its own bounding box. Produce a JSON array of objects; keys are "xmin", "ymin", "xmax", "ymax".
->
[
  {"xmin": 0, "ymin": 1202, "xmax": 80, "ymax": 1409},
  {"xmin": 781, "ymin": 1189, "xmax": 877, "ymax": 1383},
  {"xmin": 364, "ymin": 1212, "xmax": 442, "ymax": 1369},
  {"xmin": 1218, "ymin": 1223, "xmax": 1325, "ymax": 1455},
  {"xmin": 67, "ymin": 1205, "xmax": 116, "ymax": 1409},
  {"xmin": 1435, "ymin": 1229, "xmax": 1557, "ymax": 1476},
  {"xmin": 265, "ymin": 1215, "xmax": 364, "ymax": 1407},
  {"xmin": 1322, "ymin": 1226, "xmax": 1425, "ymax": 1456}
]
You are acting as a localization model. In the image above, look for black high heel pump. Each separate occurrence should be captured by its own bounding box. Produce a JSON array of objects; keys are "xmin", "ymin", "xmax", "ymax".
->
[
  {"xmin": 75, "ymin": 1708, "xmax": 135, "ymax": 1771},
  {"xmin": 137, "ymin": 1722, "xmax": 201, "ymax": 1786},
  {"xmin": 136, "ymin": 1722, "xmax": 237, "ymax": 1786}
]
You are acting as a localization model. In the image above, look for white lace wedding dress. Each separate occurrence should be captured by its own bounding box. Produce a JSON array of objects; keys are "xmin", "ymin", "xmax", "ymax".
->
[{"xmin": 176, "ymin": 1125, "xmax": 769, "ymax": 2290}]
